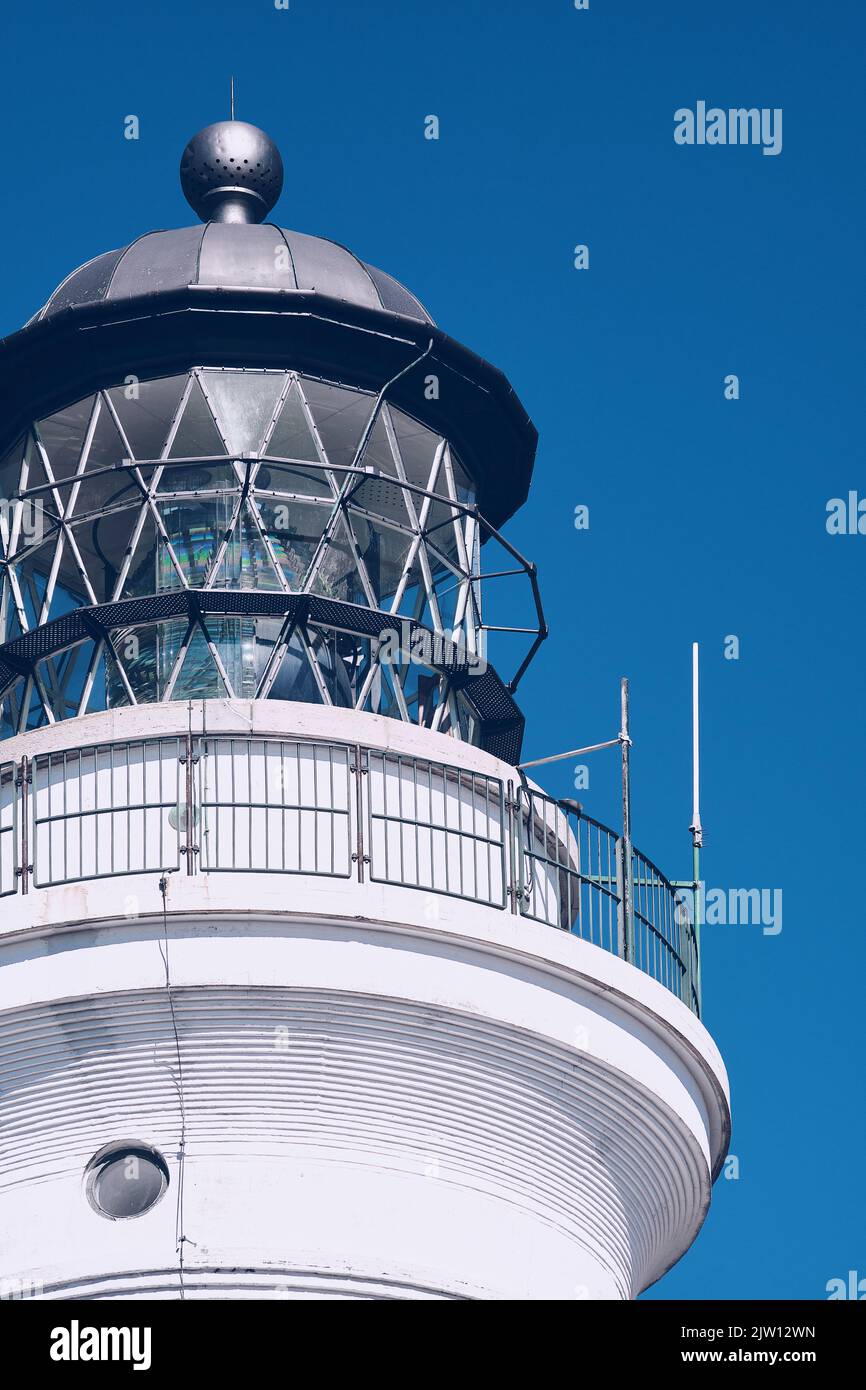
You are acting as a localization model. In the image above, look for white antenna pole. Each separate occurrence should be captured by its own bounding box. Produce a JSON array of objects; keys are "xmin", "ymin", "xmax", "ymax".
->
[
  {"xmin": 690, "ymin": 641, "xmax": 702, "ymax": 846},
  {"xmin": 689, "ymin": 641, "xmax": 703, "ymax": 1016}
]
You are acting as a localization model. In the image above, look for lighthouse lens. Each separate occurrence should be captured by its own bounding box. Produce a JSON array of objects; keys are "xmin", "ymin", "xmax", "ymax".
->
[{"xmin": 87, "ymin": 1144, "xmax": 169, "ymax": 1220}]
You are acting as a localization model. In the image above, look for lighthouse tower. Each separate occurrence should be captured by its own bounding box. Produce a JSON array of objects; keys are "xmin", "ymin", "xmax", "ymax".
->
[{"xmin": 0, "ymin": 121, "xmax": 729, "ymax": 1301}]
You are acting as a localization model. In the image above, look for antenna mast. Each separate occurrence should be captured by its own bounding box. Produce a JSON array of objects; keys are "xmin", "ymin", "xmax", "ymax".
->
[
  {"xmin": 689, "ymin": 641, "xmax": 703, "ymax": 1012},
  {"xmin": 690, "ymin": 641, "xmax": 702, "ymax": 848}
]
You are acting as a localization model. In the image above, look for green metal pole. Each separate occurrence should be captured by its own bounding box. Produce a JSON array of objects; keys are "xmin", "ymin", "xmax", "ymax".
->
[
  {"xmin": 620, "ymin": 677, "xmax": 634, "ymax": 964},
  {"xmin": 692, "ymin": 836, "xmax": 702, "ymax": 1017}
]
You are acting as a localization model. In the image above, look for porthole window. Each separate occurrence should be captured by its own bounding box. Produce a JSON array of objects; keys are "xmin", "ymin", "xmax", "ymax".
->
[{"xmin": 85, "ymin": 1142, "xmax": 169, "ymax": 1220}]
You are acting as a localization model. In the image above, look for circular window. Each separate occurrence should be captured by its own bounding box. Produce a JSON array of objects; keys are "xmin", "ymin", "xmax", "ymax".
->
[{"xmin": 85, "ymin": 1142, "xmax": 169, "ymax": 1220}]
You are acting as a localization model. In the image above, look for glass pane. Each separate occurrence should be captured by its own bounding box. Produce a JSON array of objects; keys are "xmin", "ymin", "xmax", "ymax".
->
[
  {"xmin": 112, "ymin": 625, "xmax": 160, "ymax": 703},
  {"xmin": 309, "ymin": 513, "xmax": 365, "ymax": 604},
  {"xmin": 428, "ymin": 560, "xmax": 467, "ymax": 634},
  {"xmin": 265, "ymin": 383, "xmax": 320, "ymax": 462},
  {"xmin": 1, "ymin": 612, "xmax": 24, "ymax": 650},
  {"xmin": 0, "ymin": 689, "xmax": 21, "ymax": 740},
  {"xmin": 360, "ymin": 521, "xmax": 415, "ymax": 605},
  {"xmin": 347, "ymin": 479, "xmax": 416, "ymax": 605},
  {"xmin": 300, "ymin": 378, "xmax": 373, "ymax": 474},
  {"xmin": 368, "ymin": 654, "xmax": 405, "ymax": 720},
  {"xmin": 358, "ymin": 410, "xmax": 398, "ymax": 477},
  {"xmin": 0, "ymin": 575, "xmax": 12, "ymax": 642},
  {"xmin": 253, "ymin": 461, "xmax": 331, "ymax": 499},
  {"xmin": 148, "ymin": 618, "xmax": 188, "ymax": 696},
  {"xmin": 172, "ymin": 626, "xmax": 229, "ymax": 700},
  {"xmin": 14, "ymin": 539, "xmax": 69, "ymax": 626},
  {"xmin": 18, "ymin": 435, "xmax": 61, "ymax": 522},
  {"xmin": 255, "ymin": 496, "xmax": 330, "ymax": 588},
  {"xmin": 156, "ymin": 460, "xmax": 239, "ymax": 493},
  {"xmin": 108, "ymin": 375, "xmax": 187, "ymax": 461},
  {"xmin": 201, "ymin": 370, "xmax": 286, "ymax": 455},
  {"xmin": 45, "ymin": 537, "xmax": 95, "ymax": 617},
  {"xmin": 75, "ymin": 505, "xmax": 143, "ymax": 603},
  {"xmin": 168, "ymin": 378, "xmax": 226, "ymax": 458},
  {"xmin": 208, "ymin": 617, "xmax": 260, "ymax": 698},
  {"xmin": 264, "ymin": 629, "xmax": 324, "ymax": 706},
  {"xmin": 447, "ymin": 445, "xmax": 475, "ymax": 505},
  {"xmin": 82, "ymin": 396, "xmax": 127, "ymax": 472},
  {"xmin": 304, "ymin": 626, "xmax": 356, "ymax": 707},
  {"xmin": 300, "ymin": 626, "xmax": 373, "ymax": 707},
  {"xmin": 66, "ymin": 465, "xmax": 139, "ymax": 524},
  {"xmin": 423, "ymin": 496, "xmax": 463, "ymax": 569},
  {"xmin": 389, "ymin": 405, "xmax": 442, "ymax": 487},
  {"xmin": 212, "ymin": 506, "xmax": 282, "ymax": 591},
  {"xmin": 156, "ymin": 498, "xmax": 229, "ymax": 588},
  {"xmin": 1, "ymin": 471, "xmax": 57, "ymax": 561},
  {"xmin": 120, "ymin": 512, "xmax": 160, "ymax": 597},
  {"xmin": 24, "ymin": 679, "xmax": 50, "ymax": 730},
  {"xmin": 36, "ymin": 395, "xmax": 96, "ymax": 481},
  {"xmin": 37, "ymin": 641, "xmax": 94, "ymax": 722}
]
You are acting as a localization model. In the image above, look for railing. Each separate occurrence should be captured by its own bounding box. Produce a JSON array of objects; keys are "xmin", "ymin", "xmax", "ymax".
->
[
  {"xmin": 632, "ymin": 846, "xmax": 699, "ymax": 1015},
  {"xmin": 198, "ymin": 738, "xmax": 353, "ymax": 877},
  {"xmin": 513, "ymin": 786, "xmax": 699, "ymax": 1017},
  {"xmin": 0, "ymin": 733, "xmax": 700, "ymax": 1015},
  {"xmin": 31, "ymin": 740, "xmax": 184, "ymax": 887},
  {"xmin": 367, "ymin": 750, "xmax": 507, "ymax": 908},
  {"xmin": 515, "ymin": 786, "xmax": 621, "ymax": 954}
]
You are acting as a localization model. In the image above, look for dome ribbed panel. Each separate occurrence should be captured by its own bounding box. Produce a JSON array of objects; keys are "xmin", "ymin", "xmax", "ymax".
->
[
  {"xmin": 262, "ymin": 230, "xmax": 382, "ymax": 309},
  {"xmin": 34, "ymin": 227, "xmax": 434, "ymax": 325},
  {"xmin": 33, "ymin": 248, "xmax": 128, "ymax": 322},
  {"xmin": 106, "ymin": 228, "xmax": 203, "ymax": 301},
  {"xmin": 363, "ymin": 262, "xmax": 431, "ymax": 322},
  {"xmin": 197, "ymin": 223, "xmax": 299, "ymax": 289}
]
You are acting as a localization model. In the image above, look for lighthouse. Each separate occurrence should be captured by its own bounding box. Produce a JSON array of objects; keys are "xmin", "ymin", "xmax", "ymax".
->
[{"xmin": 0, "ymin": 119, "xmax": 729, "ymax": 1300}]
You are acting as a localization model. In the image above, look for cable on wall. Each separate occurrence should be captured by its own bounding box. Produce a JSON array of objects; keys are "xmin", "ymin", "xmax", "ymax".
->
[{"xmin": 158, "ymin": 870, "xmax": 189, "ymax": 1301}]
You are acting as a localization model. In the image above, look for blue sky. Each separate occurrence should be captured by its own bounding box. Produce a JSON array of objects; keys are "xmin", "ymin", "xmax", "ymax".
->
[{"xmin": 2, "ymin": 0, "xmax": 863, "ymax": 1299}]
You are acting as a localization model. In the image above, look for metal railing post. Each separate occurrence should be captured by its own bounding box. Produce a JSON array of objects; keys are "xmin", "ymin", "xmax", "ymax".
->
[
  {"xmin": 180, "ymin": 732, "xmax": 199, "ymax": 874},
  {"xmin": 615, "ymin": 837, "xmax": 625, "ymax": 959},
  {"xmin": 692, "ymin": 852, "xmax": 703, "ymax": 1017},
  {"xmin": 506, "ymin": 779, "xmax": 519, "ymax": 913},
  {"xmin": 195, "ymin": 735, "xmax": 207, "ymax": 873},
  {"xmin": 17, "ymin": 755, "xmax": 30, "ymax": 895},
  {"xmin": 350, "ymin": 745, "xmax": 368, "ymax": 882},
  {"xmin": 676, "ymin": 886, "xmax": 694, "ymax": 1012}
]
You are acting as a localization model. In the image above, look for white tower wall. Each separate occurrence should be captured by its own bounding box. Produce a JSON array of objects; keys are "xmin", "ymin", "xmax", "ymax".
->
[{"xmin": 0, "ymin": 700, "xmax": 729, "ymax": 1300}]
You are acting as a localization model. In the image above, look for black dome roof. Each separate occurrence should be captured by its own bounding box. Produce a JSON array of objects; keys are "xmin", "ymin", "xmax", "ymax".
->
[
  {"xmin": 33, "ymin": 223, "xmax": 433, "ymax": 326},
  {"xmin": 2, "ymin": 120, "xmax": 535, "ymax": 532}
]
